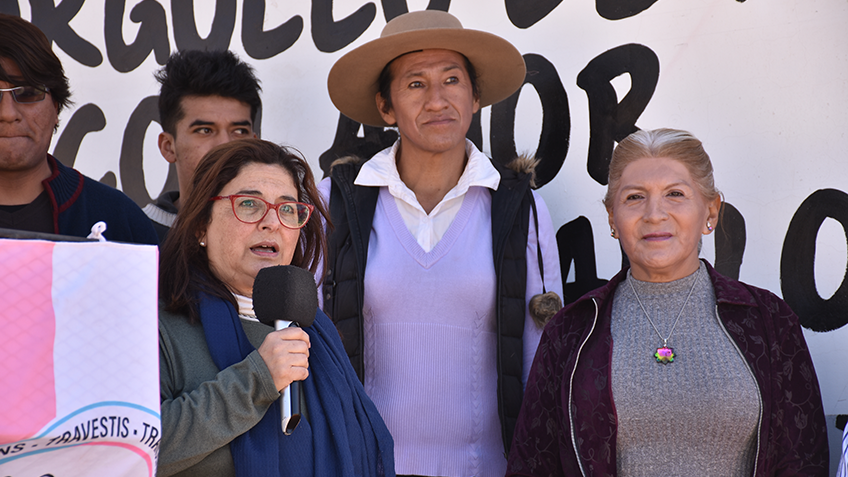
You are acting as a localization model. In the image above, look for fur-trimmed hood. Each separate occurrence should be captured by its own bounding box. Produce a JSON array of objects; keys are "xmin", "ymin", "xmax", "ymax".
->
[
  {"xmin": 328, "ymin": 155, "xmax": 362, "ymax": 172},
  {"xmin": 503, "ymin": 154, "xmax": 539, "ymax": 189}
]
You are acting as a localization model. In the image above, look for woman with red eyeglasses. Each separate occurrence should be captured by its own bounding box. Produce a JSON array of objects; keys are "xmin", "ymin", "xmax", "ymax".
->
[{"xmin": 156, "ymin": 139, "xmax": 394, "ymax": 477}]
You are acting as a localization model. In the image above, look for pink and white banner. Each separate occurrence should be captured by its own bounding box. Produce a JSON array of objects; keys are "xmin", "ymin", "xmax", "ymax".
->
[{"xmin": 0, "ymin": 238, "xmax": 159, "ymax": 477}]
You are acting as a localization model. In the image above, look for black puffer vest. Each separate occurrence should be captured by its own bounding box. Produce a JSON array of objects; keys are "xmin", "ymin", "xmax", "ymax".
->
[{"xmin": 322, "ymin": 157, "xmax": 533, "ymax": 452}]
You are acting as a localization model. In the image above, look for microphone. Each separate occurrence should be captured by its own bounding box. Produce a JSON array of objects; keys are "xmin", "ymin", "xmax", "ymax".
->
[{"xmin": 253, "ymin": 265, "xmax": 318, "ymax": 435}]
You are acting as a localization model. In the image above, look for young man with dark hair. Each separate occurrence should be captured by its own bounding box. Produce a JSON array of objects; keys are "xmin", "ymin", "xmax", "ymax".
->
[
  {"xmin": 0, "ymin": 14, "xmax": 157, "ymax": 244},
  {"xmin": 144, "ymin": 50, "xmax": 262, "ymax": 242}
]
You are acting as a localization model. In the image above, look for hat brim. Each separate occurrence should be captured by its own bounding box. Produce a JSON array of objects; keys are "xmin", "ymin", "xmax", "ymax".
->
[{"xmin": 328, "ymin": 28, "xmax": 526, "ymax": 127}]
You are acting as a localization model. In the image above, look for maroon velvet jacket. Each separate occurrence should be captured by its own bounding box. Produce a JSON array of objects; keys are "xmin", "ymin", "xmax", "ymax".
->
[{"xmin": 507, "ymin": 261, "xmax": 828, "ymax": 477}]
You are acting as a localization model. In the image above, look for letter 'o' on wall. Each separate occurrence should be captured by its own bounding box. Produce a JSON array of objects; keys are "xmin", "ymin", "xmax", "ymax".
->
[{"xmin": 781, "ymin": 188, "xmax": 848, "ymax": 332}]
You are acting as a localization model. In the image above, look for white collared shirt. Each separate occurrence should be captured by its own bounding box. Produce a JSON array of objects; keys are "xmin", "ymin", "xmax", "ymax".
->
[{"xmin": 354, "ymin": 139, "xmax": 501, "ymax": 252}]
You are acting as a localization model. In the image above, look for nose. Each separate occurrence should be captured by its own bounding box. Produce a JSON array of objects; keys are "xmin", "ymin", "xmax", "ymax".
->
[
  {"xmin": 258, "ymin": 205, "xmax": 282, "ymax": 230},
  {"xmin": 643, "ymin": 196, "xmax": 668, "ymax": 223},
  {"xmin": 424, "ymin": 84, "xmax": 449, "ymax": 111},
  {"xmin": 211, "ymin": 132, "xmax": 231, "ymax": 148},
  {"xmin": 0, "ymin": 90, "xmax": 22, "ymax": 122}
]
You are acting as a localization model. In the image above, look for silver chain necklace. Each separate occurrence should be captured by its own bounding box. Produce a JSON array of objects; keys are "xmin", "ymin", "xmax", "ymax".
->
[{"xmin": 628, "ymin": 267, "xmax": 701, "ymax": 364}]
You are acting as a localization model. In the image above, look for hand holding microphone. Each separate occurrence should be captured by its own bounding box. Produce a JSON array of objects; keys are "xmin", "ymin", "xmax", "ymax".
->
[
  {"xmin": 256, "ymin": 328, "xmax": 310, "ymax": 393},
  {"xmin": 253, "ymin": 265, "xmax": 318, "ymax": 435}
]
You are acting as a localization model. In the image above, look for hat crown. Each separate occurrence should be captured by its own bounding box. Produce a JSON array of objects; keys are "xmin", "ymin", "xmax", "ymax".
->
[
  {"xmin": 381, "ymin": 10, "xmax": 463, "ymax": 38},
  {"xmin": 328, "ymin": 10, "xmax": 525, "ymax": 127}
]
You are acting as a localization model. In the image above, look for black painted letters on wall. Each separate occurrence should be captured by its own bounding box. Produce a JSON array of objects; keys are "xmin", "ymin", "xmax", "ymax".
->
[
  {"xmin": 104, "ymin": 0, "xmax": 170, "ymax": 72},
  {"xmin": 1, "ymin": 0, "xmax": 840, "ymax": 330},
  {"xmin": 242, "ymin": 0, "xmax": 303, "ymax": 59},
  {"xmin": 782, "ymin": 189, "xmax": 848, "ymax": 331},
  {"xmin": 577, "ymin": 43, "xmax": 659, "ymax": 186}
]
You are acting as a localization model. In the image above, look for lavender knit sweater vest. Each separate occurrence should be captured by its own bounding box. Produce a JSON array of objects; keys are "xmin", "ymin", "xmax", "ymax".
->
[{"xmin": 362, "ymin": 186, "xmax": 506, "ymax": 476}]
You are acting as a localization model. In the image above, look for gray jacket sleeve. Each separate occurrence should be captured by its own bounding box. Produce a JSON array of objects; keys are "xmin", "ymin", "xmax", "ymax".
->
[{"xmin": 157, "ymin": 311, "xmax": 280, "ymax": 477}]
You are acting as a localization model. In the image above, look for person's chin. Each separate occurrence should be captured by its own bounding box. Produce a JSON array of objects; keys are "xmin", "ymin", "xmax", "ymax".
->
[
  {"xmin": 252, "ymin": 256, "xmax": 285, "ymax": 271},
  {"xmin": 633, "ymin": 251, "xmax": 676, "ymax": 269}
]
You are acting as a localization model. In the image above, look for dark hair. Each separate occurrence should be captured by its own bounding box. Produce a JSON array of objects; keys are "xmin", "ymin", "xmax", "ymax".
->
[
  {"xmin": 159, "ymin": 139, "xmax": 329, "ymax": 323},
  {"xmin": 377, "ymin": 51, "xmax": 479, "ymax": 119},
  {"xmin": 0, "ymin": 14, "xmax": 72, "ymax": 114},
  {"xmin": 155, "ymin": 50, "xmax": 262, "ymax": 136}
]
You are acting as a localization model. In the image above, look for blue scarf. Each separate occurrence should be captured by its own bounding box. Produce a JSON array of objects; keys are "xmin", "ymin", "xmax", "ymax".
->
[{"xmin": 199, "ymin": 293, "xmax": 395, "ymax": 477}]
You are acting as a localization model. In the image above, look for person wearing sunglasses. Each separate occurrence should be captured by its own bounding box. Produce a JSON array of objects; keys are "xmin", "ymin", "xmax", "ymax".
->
[
  {"xmin": 157, "ymin": 138, "xmax": 395, "ymax": 477},
  {"xmin": 0, "ymin": 14, "xmax": 157, "ymax": 244}
]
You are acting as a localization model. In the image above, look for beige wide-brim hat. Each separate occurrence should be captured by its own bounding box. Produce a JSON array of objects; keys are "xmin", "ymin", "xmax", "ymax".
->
[{"xmin": 327, "ymin": 10, "xmax": 526, "ymax": 127}]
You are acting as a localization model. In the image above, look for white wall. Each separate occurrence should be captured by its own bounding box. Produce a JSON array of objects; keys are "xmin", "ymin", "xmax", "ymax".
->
[{"xmin": 11, "ymin": 0, "xmax": 848, "ymax": 466}]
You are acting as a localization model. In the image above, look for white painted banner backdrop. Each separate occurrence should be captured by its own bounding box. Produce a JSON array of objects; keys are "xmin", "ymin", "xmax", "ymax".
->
[
  {"xmin": 3, "ymin": 0, "xmax": 848, "ymax": 471},
  {"xmin": 0, "ymin": 239, "xmax": 159, "ymax": 477}
]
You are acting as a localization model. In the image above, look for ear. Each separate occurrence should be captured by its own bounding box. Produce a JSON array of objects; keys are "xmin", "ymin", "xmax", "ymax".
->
[
  {"xmin": 158, "ymin": 132, "xmax": 177, "ymax": 164},
  {"xmin": 376, "ymin": 92, "xmax": 396, "ymax": 126},
  {"xmin": 607, "ymin": 206, "xmax": 616, "ymax": 234},
  {"xmin": 472, "ymin": 95, "xmax": 480, "ymax": 115},
  {"xmin": 51, "ymin": 101, "xmax": 60, "ymax": 129},
  {"xmin": 704, "ymin": 196, "xmax": 722, "ymax": 234}
]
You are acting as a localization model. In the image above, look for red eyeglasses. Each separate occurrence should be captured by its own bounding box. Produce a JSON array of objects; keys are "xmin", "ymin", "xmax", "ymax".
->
[{"xmin": 210, "ymin": 195, "xmax": 314, "ymax": 229}]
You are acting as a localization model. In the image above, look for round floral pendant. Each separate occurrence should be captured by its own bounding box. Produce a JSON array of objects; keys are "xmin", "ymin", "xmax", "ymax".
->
[{"xmin": 655, "ymin": 346, "xmax": 675, "ymax": 364}]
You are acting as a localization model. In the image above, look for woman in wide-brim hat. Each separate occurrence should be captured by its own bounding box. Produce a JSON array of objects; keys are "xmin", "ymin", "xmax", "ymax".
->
[
  {"xmin": 327, "ymin": 9, "xmax": 526, "ymax": 126},
  {"xmin": 321, "ymin": 9, "xmax": 564, "ymax": 477}
]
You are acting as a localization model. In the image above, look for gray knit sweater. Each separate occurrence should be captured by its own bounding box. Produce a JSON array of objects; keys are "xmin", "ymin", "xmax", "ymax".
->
[
  {"xmin": 157, "ymin": 306, "xmax": 280, "ymax": 477},
  {"xmin": 610, "ymin": 262, "xmax": 760, "ymax": 477}
]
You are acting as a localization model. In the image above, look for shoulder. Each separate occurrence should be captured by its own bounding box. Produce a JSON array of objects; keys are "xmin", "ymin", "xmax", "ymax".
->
[
  {"xmin": 79, "ymin": 176, "xmax": 159, "ymax": 244},
  {"xmin": 544, "ymin": 300, "xmax": 593, "ymax": 340},
  {"xmin": 151, "ymin": 191, "xmax": 180, "ymax": 214},
  {"xmin": 158, "ymin": 305, "xmax": 212, "ymax": 360},
  {"xmin": 493, "ymin": 155, "xmax": 536, "ymax": 187},
  {"xmin": 543, "ymin": 283, "xmax": 611, "ymax": 344},
  {"xmin": 79, "ymin": 173, "xmax": 140, "ymax": 204},
  {"xmin": 742, "ymin": 282, "xmax": 790, "ymax": 313},
  {"xmin": 545, "ymin": 268, "xmax": 625, "ymax": 335},
  {"xmin": 706, "ymin": 262, "xmax": 802, "ymax": 344},
  {"xmin": 736, "ymin": 281, "xmax": 800, "ymax": 332},
  {"xmin": 530, "ymin": 295, "xmax": 602, "ymax": 384},
  {"xmin": 324, "ymin": 156, "xmax": 381, "ymax": 222},
  {"xmin": 158, "ymin": 305, "xmax": 198, "ymax": 338},
  {"xmin": 325, "ymin": 156, "xmax": 367, "ymax": 201},
  {"xmin": 706, "ymin": 261, "xmax": 790, "ymax": 315},
  {"xmin": 503, "ymin": 155, "xmax": 538, "ymax": 180},
  {"xmin": 328, "ymin": 155, "xmax": 365, "ymax": 182},
  {"xmin": 51, "ymin": 156, "xmax": 147, "ymax": 220}
]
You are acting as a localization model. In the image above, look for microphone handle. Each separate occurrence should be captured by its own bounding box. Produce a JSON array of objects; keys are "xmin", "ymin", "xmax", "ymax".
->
[{"xmin": 276, "ymin": 320, "xmax": 302, "ymax": 435}]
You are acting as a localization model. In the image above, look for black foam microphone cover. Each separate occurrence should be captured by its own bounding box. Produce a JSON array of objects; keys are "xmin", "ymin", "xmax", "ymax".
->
[{"xmin": 253, "ymin": 265, "xmax": 318, "ymax": 328}]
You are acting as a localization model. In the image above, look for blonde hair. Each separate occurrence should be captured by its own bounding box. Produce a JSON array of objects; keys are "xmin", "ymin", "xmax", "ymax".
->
[{"xmin": 603, "ymin": 128, "xmax": 721, "ymax": 210}]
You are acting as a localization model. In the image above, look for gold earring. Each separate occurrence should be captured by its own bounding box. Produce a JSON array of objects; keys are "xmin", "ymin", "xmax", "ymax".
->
[{"xmin": 199, "ymin": 241, "xmax": 206, "ymax": 247}]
